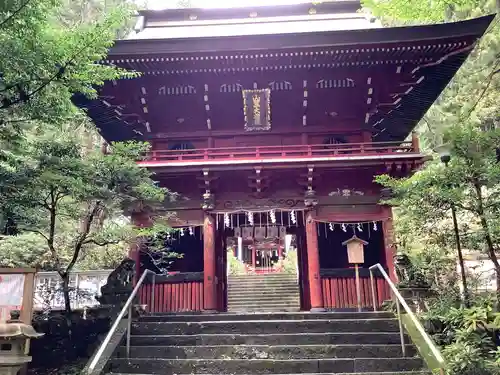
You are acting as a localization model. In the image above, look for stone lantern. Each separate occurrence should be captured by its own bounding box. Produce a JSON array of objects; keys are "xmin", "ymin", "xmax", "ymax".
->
[{"xmin": 0, "ymin": 311, "xmax": 44, "ymax": 375}]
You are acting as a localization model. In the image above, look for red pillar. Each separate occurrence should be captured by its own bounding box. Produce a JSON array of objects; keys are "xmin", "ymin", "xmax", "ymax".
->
[
  {"xmin": 203, "ymin": 213, "xmax": 217, "ymax": 312},
  {"xmin": 130, "ymin": 212, "xmax": 153, "ymax": 284},
  {"xmin": 305, "ymin": 212, "xmax": 325, "ymax": 312},
  {"xmin": 383, "ymin": 206, "xmax": 397, "ymax": 282}
]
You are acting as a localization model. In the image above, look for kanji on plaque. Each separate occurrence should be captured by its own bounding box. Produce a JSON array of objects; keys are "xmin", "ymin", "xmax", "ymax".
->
[{"xmin": 242, "ymin": 89, "xmax": 271, "ymax": 131}]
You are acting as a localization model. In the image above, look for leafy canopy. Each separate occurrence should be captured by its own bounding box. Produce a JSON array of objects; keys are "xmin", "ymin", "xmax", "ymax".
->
[
  {"xmin": 0, "ymin": 0, "xmax": 136, "ymax": 123},
  {"xmin": 4, "ymin": 132, "xmax": 165, "ymax": 269}
]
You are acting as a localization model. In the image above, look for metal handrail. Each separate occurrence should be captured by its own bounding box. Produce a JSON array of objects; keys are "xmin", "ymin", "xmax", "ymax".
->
[
  {"xmin": 87, "ymin": 269, "xmax": 154, "ymax": 374},
  {"xmin": 368, "ymin": 263, "xmax": 445, "ymax": 371}
]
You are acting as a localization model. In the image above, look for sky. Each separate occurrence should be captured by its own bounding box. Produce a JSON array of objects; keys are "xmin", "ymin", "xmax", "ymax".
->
[{"xmin": 146, "ymin": 0, "xmax": 310, "ymax": 10}]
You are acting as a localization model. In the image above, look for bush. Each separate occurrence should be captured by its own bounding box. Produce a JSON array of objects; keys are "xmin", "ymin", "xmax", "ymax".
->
[
  {"xmin": 422, "ymin": 295, "xmax": 500, "ymax": 375},
  {"xmin": 29, "ymin": 310, "xmax": 111, "ymax": 375}
]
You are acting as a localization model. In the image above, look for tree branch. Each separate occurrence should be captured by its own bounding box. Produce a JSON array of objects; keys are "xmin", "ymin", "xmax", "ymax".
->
[
  {"xmin": 21, "ymin": 228, "xmax": 49, "ymax": 242},
  {"xmin": 47, "ymin": 189, "xmax": 61, "ymax": 271},
  {"xmin": 82, "ymin": 238, "xmax": 121, "ymax": 247},
  {"xmin": 452, "ymin": 201, "xmax": 476, "ymax": 213},
  {"xmin": 64, "ymin": 201, "xmax": 103, "ymax": 274},
  {"xmin": 463, "ymin": 60, "xmax": 500, "ymax": 120},
  {"xmin": 0, "ymin": 21, "xmax": 115, "ymax": 111},
  {"xmin": 0, "ymin": 0, "xmax": 33, "ymax": 29}
]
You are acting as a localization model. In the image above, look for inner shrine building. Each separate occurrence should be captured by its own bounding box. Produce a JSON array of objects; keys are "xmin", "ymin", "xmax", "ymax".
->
[{"xmin": 76, "ymin": 1, "xmax": 493, "ymax": 313}]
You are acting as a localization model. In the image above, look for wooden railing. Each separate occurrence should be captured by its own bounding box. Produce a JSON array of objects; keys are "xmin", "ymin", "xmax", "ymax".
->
[
  {"xmin": 320, "ymin": 268, "xmax": 391, "ymax": 310},
  {"xmin": 141, "ymin": 140, "xmax": 418, "ymax": 165}
]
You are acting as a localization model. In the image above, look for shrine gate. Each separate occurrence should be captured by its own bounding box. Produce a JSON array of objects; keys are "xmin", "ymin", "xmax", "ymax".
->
[{"xmin": 75, "ymin": 1, "xmax": 494, "ymax": 312}]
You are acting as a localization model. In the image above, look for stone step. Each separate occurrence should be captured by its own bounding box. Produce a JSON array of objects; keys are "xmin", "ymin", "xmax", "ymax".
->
[
  {"xmin": 228, "ymin": 283, "xmax": 299, "ymax": 287},
  {"xmin": 227, "ymin": 285, "xmax": 300, "ymax": 295},
  {"xmin": 227, "ymin": 308, "xmax": 301, "ymax": 313},
  {"xmin": 116, "ymin": 344, "xmax": 417, "ymax": 360},
  {"xmin": 226, "ymin": 306, "xmax": 301, "ymax": 311},
  {"xmin": 139, "ymin": 312, "xmax": 393, "ymax": 322},
  {"xmin": 228, "ymin": 297, "xmax": 300, "ymax": 309},
  {"xmin": 228, "ymin": 283, "xmax": 299, "ymax": 289},
  {"xmin": 226, "ymin": 305, "xmax": 301, "ymax": 312},
  {"xmin": 227, "ymin": 300, "xmax": 300, "ymax": 306},
  {"xmin": 131, "ymin": 319, "xmax": 400, "ymax": 335},
  {"xmin": 229, "ymin": 274, "xmax": 298, "ymax": 279},
  {"xmin": 227, "ymin": 291, "xmax": 300, "ymax": 301},
  {"xmin": 107, "ymin": 357, "xmax": 426, "ymax": 374},
  {"xmin": 228, "ymin": 278, "xmax": 298, "ymax": 282},
  {"xmin": 129, "ymin": 332, "xmax": 409, "ymax": 346},
  {"xmin": 228, "ymin": 279, "xmax": 298, "ymax": 284},
  {"xmin": 227, "ymin": 295, "xmax": 300, "ymax": 303},
  {"xmin": 108, "ymin": 373, "xmax": 430, "ymax": 375}
]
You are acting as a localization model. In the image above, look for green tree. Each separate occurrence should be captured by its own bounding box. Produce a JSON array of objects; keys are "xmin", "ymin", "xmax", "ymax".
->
[
  {"xmin": 0, "ymin": 0, "xmax": 137, "ymax": 225},
  {"xmin": 0, "ymin": 231, "xmax": 129, "ymax": 270},
  {"xmin": 377, "ymin": 124, "xmax": 500, "ymax": 295},
  {"xmin": 2, "ymin": 132, "xmax": 168, "ymax": 313},
  {"xmin": 0, "ymin": 0, "xmax": 135, "ymax": 123}
]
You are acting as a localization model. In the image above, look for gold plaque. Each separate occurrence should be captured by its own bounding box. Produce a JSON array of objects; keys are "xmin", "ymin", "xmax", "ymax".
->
[{"xmin": 242, "ymin": 89, "xmax": 271, "ymax": 131}]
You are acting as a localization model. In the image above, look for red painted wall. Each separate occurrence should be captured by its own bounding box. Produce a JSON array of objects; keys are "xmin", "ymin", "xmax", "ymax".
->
[
  {"xmin": 140, "ymin": 281, "xmax": 204, "ymax": 313},
  {"xmin": 321, "ymin": 276, "xmax": 390, "ymax": 309}
]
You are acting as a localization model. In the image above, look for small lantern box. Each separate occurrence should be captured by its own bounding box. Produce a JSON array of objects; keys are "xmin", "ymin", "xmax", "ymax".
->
[
  {"xmin": 0, "ymin": 311, "xmax": 44, "ymax": 375},
  {"xmin": 342, "ymin": 235, "xmax": 368, "ymax": 264}
]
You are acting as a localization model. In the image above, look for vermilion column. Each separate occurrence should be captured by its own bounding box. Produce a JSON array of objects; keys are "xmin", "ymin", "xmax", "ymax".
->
[
  {"xmin": 383, "ymin": 206, "xmax": 397, "ymax": 282},
  {"xmin": 130, "ymin": 212, "xmax": 153, "ymax": 284},
  {"xmin": 203, "ymin": 213, "xmax": 217, "ymax": 312},
  {"xmin": 305, "ymin": 212, "xmax": 325, "ymax": 312}
]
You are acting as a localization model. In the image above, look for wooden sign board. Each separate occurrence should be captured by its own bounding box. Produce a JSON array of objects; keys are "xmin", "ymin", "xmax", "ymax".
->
[
  {"xmin": 254, "ymin": 227, "xmax": 266, "ymax": 240},
  {"xmin": 267, "ymin": 226, "xmax": 278, "ymax": 238},
  {"xmin": 342, "ymin": 236, "xmax": 368, "ymax": 264},
  {"xmin": 242, "ymin": 227, "xmax": 253, "ymax": 239}
]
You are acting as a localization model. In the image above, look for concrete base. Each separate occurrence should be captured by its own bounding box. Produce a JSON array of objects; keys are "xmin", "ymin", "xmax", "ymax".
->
[
  {"xmin": 310, "ymin": 307, "xmax": 327, "ymax": 312},
  {"xmin": 202, "ymin": 309, "xmax": 218, "ymax": 314}
]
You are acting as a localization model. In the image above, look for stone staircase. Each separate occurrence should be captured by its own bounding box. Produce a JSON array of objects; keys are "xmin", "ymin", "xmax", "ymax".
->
[
  {"xmin": 105, "ymin": 311, "xmax": 430, "ymax": 375},
  {"xmin": 227, "ymin": 273, "xmax": 300, "ymax": 312}
]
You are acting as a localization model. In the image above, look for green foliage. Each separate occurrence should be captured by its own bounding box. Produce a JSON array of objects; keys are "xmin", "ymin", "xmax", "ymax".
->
[
  {"xmin": 227, "ymin": 248, "xmax": 247, "ymax": 275},
  {"xmin": 422, "ymin": 296, "xmax": 500, "ymax": 375},
  {"xmin": 0, "ymin": 232, "xmax": 52, "ymax": 268},
  {"xmin": 0, "ymin": 232, "xmax": 127, "ymax": 270},
  {"xmin": 376, "ymin": 124, "xmax": 500, "ymax": 297},
  {"xmin": 276, "ymin": 249, "xmax": 299, "ymax": 275},
  {"xmin": 363, "ymin": 3, "xmax": 500, "ymax": 371},
  {"xmin": 1, "ymin": 131, "xmax": 168, "ymax": 312},
  {"xmin": 0, "ymin": 0, "xmax": 136, "ymax": 123}
]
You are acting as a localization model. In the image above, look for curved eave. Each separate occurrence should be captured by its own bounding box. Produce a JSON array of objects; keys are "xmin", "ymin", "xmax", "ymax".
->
[
  {"xmin": 73, "ymin": 93, "xmax": 142, "ymax": 142},
  {"xmin": 109, "ymin": 14, "xmax": 494, "ymax": 55},
  {"xmin": 373, "ymin": 51, "xmax": 470, "ymax": 142},
  {"xmin": 73, "ymin": 15, "xmax": 495, "ymax": 143}
]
